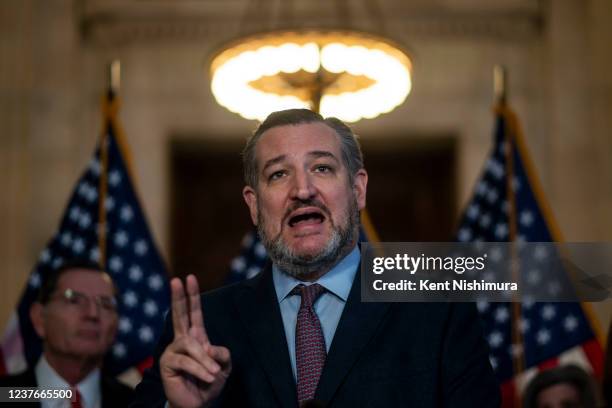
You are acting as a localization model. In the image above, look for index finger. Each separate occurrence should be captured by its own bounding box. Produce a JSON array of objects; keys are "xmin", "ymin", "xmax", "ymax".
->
[
  {"xmin": 171, "ymin": 277, "xmax": 189, "ymax": 337},
  {"xmin": 186, "ymin": 274, "xmax": 209, "ymax": 345}
]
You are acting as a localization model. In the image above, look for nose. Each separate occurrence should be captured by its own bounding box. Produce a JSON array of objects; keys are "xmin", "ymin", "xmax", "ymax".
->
[
  {"xmin": 83, "ymin": 299, "xmax": 101, "ymax": 320},
  {"xmin": 291, "ymin": 170, "xmax": 316, "ymax": 201}
]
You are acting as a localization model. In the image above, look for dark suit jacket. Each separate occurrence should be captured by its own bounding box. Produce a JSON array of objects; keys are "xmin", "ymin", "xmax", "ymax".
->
[
  {"xmin": 0, "ymin": 367, "xmax": 134, "ymax": 407},
  {"xmin": 132, "ymin": 266, "xmax": 501, "ymax": 407}
]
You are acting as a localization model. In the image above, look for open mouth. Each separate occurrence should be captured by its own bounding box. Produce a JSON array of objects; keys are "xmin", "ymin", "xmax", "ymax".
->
[{"xmin": 287, "ymin": 208, "xmax": 326, "ymax": 228}]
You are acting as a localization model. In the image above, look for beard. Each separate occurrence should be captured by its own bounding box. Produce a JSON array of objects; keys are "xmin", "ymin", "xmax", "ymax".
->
[{"xmin": 257, "ymin": 195, "xmax": 360, "ymax": 279}]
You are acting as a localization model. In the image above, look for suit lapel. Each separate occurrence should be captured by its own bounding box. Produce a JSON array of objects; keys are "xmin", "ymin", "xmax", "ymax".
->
[
  {"xmin": 234, "ymin": 267, "xmax": 298, "ymax": 408},
  {"xmin": 315, "ymin": 270, "xmax": 390, "ymax": 404}
]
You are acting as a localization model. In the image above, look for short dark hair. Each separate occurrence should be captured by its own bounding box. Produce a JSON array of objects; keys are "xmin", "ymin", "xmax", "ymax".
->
[
  {"xmin": 37, "ymin": 260, "xmax": 116, "ymax": 304},
  {"xmin": 522, "ymin": 365, "xmax": 598, "ymax": 408},
  {"xmin": 242, "ymin": 109, "xmax": 364, "ymax": 188}
]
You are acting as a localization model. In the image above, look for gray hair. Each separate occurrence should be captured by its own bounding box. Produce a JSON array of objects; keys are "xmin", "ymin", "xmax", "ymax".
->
[{"xmin": 242, "ymin": 109, "xmax": 364, "ymax": 188}]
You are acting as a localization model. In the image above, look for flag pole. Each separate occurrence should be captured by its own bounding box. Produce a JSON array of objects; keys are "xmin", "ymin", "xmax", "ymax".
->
[
  {"xmin": 98, "ymin": 60, "xmax": 120, "ymax": 269},
  {"xmin": 495, "ymin": 65, "xmax": 526, "ymax": 405}
]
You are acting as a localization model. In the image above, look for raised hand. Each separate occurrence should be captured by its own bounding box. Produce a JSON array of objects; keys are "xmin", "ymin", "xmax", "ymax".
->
[{"xmin": 160, "ymin": 275, "xmax": 231, "ymax": 408}]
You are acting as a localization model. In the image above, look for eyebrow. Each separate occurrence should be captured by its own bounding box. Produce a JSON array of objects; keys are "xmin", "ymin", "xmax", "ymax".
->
[{"xmin": 261, "ymin": 151, "xmax": 340, "ymax": 172}]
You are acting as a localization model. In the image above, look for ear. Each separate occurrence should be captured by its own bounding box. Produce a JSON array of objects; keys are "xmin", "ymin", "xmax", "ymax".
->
[
  {"xmin": 30, "ymin": 302, "xmax": 46, "ymax": 339},
  {"xmin": 353, "ymin": 169, "xmax": 368, "ymax": 210},
  {"xmin": 242, "ymin": 185, "xmax": 259, "ymax": 225}
]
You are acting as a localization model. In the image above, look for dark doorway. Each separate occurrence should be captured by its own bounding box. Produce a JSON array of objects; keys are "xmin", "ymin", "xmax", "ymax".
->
[{"xmin": 169, "ymin": 135, "xmax": 456, "ymax": 291}]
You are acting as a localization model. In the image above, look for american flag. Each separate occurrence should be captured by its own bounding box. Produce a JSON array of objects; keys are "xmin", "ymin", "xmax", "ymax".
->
[
  {"xmin": 455, "ymin": 105, "xmax": 604, "ymax": 406},
  {"xmin": 0, "ymin": 95, "xmax": 170, "ymax": 378}
]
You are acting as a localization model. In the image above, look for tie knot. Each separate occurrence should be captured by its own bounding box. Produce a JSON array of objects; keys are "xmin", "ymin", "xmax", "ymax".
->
[{"xmin": 291, "ymin": 283, "xmax": 325, "ymax": 307}]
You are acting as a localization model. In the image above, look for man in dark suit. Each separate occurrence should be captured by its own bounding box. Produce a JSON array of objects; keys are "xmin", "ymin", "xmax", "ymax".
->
[
  {"xmin": 0, "ymin": 261, "xmax": 134, "ymax": 407},
  {"xmin": 132, "ymin": 109, "xmax": 501, "ymax": 407}
]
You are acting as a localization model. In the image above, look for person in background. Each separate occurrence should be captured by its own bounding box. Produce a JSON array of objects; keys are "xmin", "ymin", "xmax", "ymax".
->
[
  {"xmin": 0, "ymin": 260, "xmax": 134, "ymax": 407},
  {"xmin": 523, "ymin": 364, "xmax": 599, "ymax": 408}
]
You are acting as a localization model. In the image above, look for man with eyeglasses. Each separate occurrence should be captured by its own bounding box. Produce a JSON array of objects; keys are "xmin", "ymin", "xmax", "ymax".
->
[{"xmin": 0, "ymin": 260, "xmax": 134, "ymax": 407}]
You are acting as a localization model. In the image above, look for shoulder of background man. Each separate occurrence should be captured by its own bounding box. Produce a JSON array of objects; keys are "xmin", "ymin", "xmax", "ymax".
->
[
  {"xmin": 101, "ymin": 374, "xmax": 135, "ymax": 407},
  {"xmin": 0, "ymin": 369, "xmax": 37, "ymax": 387}
]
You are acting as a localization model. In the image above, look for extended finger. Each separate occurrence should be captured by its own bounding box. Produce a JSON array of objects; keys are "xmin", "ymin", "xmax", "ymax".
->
[
  {"xmin": 171, "ymin": 278, "xmax": 189, "ymax": 336},
  {"xmin": 186, "ymin": 274, "xmax": 209, "ymax": 344}
]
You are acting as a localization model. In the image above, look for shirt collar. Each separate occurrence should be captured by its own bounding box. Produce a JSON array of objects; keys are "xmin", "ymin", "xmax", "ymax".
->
[
  {"xmin": 35, "ymin": 355, "xmax": 101, "ymax": 407},
  {"xmin": 273, "ymin": 245, "xmax": 360, "ymax": 303}
]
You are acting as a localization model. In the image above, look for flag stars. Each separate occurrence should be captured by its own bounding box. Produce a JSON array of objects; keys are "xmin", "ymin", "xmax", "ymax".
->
[
  {"xmin": 60, "ymin": 232, "xmax": 72, "ymax": 247},
  {"xmin": 109, "ymin": 256, "xmax": 123, "ymax": 273},
  {"xmin": 89, "ymin": 247, "xmax": 100, "ymax": 262},
  {"xmin": 120, "ymin": 205, "xmax": 133, "ymax": 222},
  {"xmin": 541, "ymin": 305, "xmax": 556, "ymax": 321},
  {"xmin": 488, "ymin": 331, "xmax": 504, "ymax": 348},
  {"xmin": 123, "ymin": 291, "xmax": 138, "ymax": 308},
  {"xmin": 139, "ymin": 326, "xmax": 154, "ymax": 343},
  {"xmin": 564, "ymin": 315, "xmax": 579, "ymax": 332},
  {"xmin": 489, "ymin": 357, "xmax": 498, "ymax": 370},
  {"xmin": 52, "ymin": 257, "xmax": 63, "ymax": 268},
  {"xmin": 143, "ymin": 300, "xmax": 158, "ymax": 317},
  {"xmin": 495, "ymin": 223, "xmax": 508, "ymax": 239},
  {"xmin": 489, "ymin": 247, "xmax": 503, "ymax": 262},
  {"xmin": 29, "ymin": 272, "xmax": 41, "ymax": 288},
  {"xmin": 39, "ymin": 249, "xmax": 51, "ymax": 263},
  {"xmin": 72, "ymin": 238, "xmax": 85, "ymax": 254},
  {"xmin": 479, "ymin": 213, "xmax": 492, "ymax": 228},
  {"xmin": 84, "ymin": 186, "xmax": 98, "ymax": 203},
  {"xmin": 118, "ymin": 317, "xmax": 132, "ymax": 333},
  {"xmin": 534, "ymin": 245, "xmax": 548, "ymax": 261},
  {"xmin": 231, "ymin": 256, "xmax": 246, "ymax": 272},
  {"xmin": 246, "ymin": 266, "xmax": 262, "ymax": 278},
  {"xmin": 114, "ymin": 230, "xmax": 129, "ymax": 248},
  {"xmin": 486, "ymin": 159, "xmax": 504, "ymax": 179},
  {"xmin": 458, "ymin": 228, "xmax": 472, "ymax": 242},
  {"xmin": 69, "ymin": 206, "xmax": 81, "ymax": 222},
  {"xmin": 89, "ymin": 158, "xmax": 101, "ymax": 176},
  {"xmin": 476, "ymin": 301, "xmax": 489, "ymax": 313},
  {"xmin": 128, "ymin": 265, "xmax": 143, "ymax": 282},
  {"xmin": 79, "ymin": 213, "xmax": 92, "ymax": 229},
  {"xmin": 134, "ymin": 240, "xmax": 148, "ymax": 256},
  {"xmin": 255, "ymin": 242, "xmax": 267, "ymax": 259},
  {"xmin": 467, "ymin": 204, "xmax": 480, "ymax": 220},
  {"xmin": 494, "ymin": 307, "xmax": 510, "ymax": 323},
  {"xmin": 486, "ymin": 189, "xmax": 499, "ymax": 204},
  {"xmin": 520, "ymin": 211, "xmax": 534, "ymax": 227},
  {"xmin": 108, "ymin": 170, "xmax": 122, "ymax": 187},
  {"xmin": 112, "ymin": 343, "xmax": 127, "ymax": 358},
  {"xmin": 536, "ymin": 329, "xmax": 551, "ymax": 345},
  {"xmin": 527, "ymin": 269, "xmax": 541, "ymax": 285},
  {"xmin": 148, "ymin": 275, "xmax": 164, "ymax": 291},
  {"xmin": 476, "ymin": 181, "xmax": 489, "ymax": 197}
]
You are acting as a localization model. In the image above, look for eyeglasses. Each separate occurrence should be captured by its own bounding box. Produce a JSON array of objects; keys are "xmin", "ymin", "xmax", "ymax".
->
[{"xmin": 50, "ymin": 289, "xmax": 118, "ymax": 315}]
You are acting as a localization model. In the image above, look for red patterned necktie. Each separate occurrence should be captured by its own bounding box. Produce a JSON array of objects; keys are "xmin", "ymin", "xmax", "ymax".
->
[
  {"xmin": 292, "ymin": 283, "xmax": 327, "ymax": 403},
  {"xmin": 70, "ymin": 387, "xmax": 83, "ymax": 408}
]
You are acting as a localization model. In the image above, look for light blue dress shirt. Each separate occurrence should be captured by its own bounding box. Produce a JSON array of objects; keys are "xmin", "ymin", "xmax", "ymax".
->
[{"xmin": 272, "ymin": 246, "xmax": 360, "ymax": 381}]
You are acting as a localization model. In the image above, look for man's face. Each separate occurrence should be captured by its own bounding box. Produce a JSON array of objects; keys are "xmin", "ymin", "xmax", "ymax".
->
[
  {"xmin": 243, "ymin": 122, "xmax": 367, "ymax": 278},
  {"xmin": 31, "ymin": 269, "xmax": 118, "ymax": 361}
]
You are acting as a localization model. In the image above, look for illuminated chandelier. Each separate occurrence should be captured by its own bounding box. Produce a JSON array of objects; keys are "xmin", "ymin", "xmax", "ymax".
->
[{"xmin": 209, "ymin": 25, "xmax": 412, "ymax": 123}]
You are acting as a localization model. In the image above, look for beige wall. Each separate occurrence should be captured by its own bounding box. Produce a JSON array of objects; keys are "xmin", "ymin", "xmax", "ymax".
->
[{"xmin": 1, "ymin": 0, "xmax": 611, "ymax": 332}]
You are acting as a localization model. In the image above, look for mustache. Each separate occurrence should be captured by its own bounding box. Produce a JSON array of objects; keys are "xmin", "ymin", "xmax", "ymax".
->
[{"xmin": 282, "ymin": 199, "xmax": 332, "ymax": 224}]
